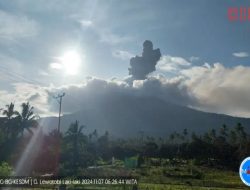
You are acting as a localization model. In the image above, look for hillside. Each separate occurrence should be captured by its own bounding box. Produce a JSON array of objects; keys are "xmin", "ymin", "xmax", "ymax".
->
[{"xmin": 39, "ymin": 93, "xmax": 250, "ymax": 138}]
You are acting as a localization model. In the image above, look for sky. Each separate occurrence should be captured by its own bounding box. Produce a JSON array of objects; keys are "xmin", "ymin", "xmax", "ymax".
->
[{"xmin": 1, "ymin": 0, "xmax": 250, "ymax": 118}]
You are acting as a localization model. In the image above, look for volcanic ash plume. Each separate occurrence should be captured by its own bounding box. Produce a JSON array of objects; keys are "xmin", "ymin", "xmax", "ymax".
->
[{"xmin": 128, "ymin": 40, "xmax": 161, "ymax": 80}]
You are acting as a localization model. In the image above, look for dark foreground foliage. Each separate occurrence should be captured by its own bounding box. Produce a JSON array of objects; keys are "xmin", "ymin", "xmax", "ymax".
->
[{"xmin": 0, "ymin": 102, "xmax": 249, "ymax": 177}]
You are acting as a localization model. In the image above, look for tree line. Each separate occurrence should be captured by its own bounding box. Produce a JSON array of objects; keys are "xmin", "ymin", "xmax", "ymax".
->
[{"xmin": 0, "ymin": 102, "xmax": 249, "ymax": 176}]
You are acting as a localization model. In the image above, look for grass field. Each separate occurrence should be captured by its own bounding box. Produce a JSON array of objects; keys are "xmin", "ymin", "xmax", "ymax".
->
[{"xmin": 2, "ymin": 158, "xmax": 248, "ymax": 190}]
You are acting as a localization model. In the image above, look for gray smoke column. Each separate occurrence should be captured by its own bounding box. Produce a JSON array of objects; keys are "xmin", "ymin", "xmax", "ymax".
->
[{"xmin": 128, "ymin": 40, "xmax": 161, "ymax": 80}]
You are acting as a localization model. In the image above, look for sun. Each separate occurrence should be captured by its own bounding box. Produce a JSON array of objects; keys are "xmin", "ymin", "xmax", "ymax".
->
[
  {"xmin": 60, "ymin": 50, "xmax": 82, "ymax": 75},
  {"xmin": 50, "ymin": 49, "xmax": 84, "ymax": 76}
]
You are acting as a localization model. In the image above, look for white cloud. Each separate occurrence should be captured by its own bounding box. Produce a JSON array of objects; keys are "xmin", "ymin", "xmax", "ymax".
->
[
  {"xmin": 0, "ymin": 83, "xmax": 54, "ymax": 117},
  {"xmin": 79, "ymin": 20, "xmax": 93, "ymax": 27},
  {"xmin": 189, "ymin": 56, "xmax": 199, "ymax": 62},
  {"xmin": 157, "ymin": 55, "xmax": 191, "ymax": 72},
  {"xmin": 0, "ymin": 10, "xmax": 39, "ymax": 41},
  {"xmin": 112, "ymin": 50, "xmax": 134, "ymax": 60},
  {"xmin": 181, "ymin": 63, "xmax": 250, "ymax": 117},
  {"xmin": 50, "ymin": 62, "xmax": 63, "ymax": 70},
  {"xmin": 233, "ymin": 52, "xmax": 249, "ymax": 58},
  {"xmin": 99, "ymin": 29, "xmax": 132, "ymax": 45},
  {"xmin": 133, "ymin": 62, "xmax": 250, "ymax": 118},
  {"xmin": 77, "ymin": 17, "xmax": 132, "ymax": 45},
  {"xmin": 38, "ymin": 70, "xmax": 49, "ymax": 76},
  {"xmin": 0, "ymin": 53, "xmax": 24, "ymax": 82},
  {"xmin": 2, "ymin": 61, "xmax": 250, "ymax": 118}
]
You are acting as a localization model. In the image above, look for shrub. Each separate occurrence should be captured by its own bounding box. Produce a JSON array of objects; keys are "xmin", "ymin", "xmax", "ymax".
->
[{"xmin": 0, "ymin": 162, "xmax": 12, "ymax": 176}]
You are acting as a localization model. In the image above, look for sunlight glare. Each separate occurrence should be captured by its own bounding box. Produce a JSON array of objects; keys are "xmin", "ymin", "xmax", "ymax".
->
[{"xmin": 60, "ymin": 50, "xmax": 82, "ymax": 75}]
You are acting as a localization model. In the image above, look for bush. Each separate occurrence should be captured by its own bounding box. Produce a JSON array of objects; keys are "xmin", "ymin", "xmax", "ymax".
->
[
  {"xmin": 192, "ymin": 168, "xmax": 204, "ymax": 179},
  {"xmin": 0, "ymin": 162, "xmax": 12, "ymax": 176}
]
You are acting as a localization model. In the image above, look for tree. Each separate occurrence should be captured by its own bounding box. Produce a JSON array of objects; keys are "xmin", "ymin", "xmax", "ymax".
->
[
  {"xmin": 203, "ymin": 132, "xmax": 212, "ymax": 144},
  {"xmin": 209, "ymin": 129, "xmax": 217, "ymax": 144},
  {"xmin": 64, "ymin": 120, "xmax": 88, "ymax": 174},
  {"xmin": 2, "ymin": 103, "xmax": 18, "ymax": 120},
  {"xmin": 235, "ymin": 123, "xmax": 247, "ymax": 159},
  {"xmin": 220, "ymin": 124, "xmax": 228, "ymax": 138},
  {"xmin": 183, "ymin": 128, "xmax": 188, "ymax": 142},
  {"xmin": 235, "ymin": 123, "xmax": 247, "ymax": 146},
  {"xmin": 97, "ymin": 131, "xmax": 111, "ymax": 160},
  {"xmin": 144, "ymin": 142, "xmax": 158, "ymax": 159},
  {"xmin": 0, "ymin": 162, "xmax": 13, "ymax": 176},
  {"xmin": 66, "ymin": 120, "xmax": 85, "ymax": 157},
  {"xmin": 17, "ymin": 102, "xmax": 39, "ymax": 136},
  {"xmin": 229, "ymin": 130, "xmax": 237, "ymax": 145},
  {"xmin": 92, "ymin": 129, "xmax": 98, "ymax": 139},
  {"xmin": 0, "ymin": 126, "xmax": 5, "ymax": 149},
  {"xmin": 169, "ymin": 133, "xmax": 175, "ymax": 144},
  {"xmin": 2, "ymin": 102, "xmax": 19, "ymax": 138}
]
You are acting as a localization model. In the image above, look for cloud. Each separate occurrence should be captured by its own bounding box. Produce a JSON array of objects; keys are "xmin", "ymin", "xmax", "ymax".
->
[
  {"xmin": 73, "ymin": 64, "xmax": 250, "ymax": 118},
  {"xmin": 233, "ymin": 52, "xmax": 249, "ymax": 58},
  {"xmin": 0, "ymin": 76, "xmax": 189, "ymax": 117},
  {"xmin": 0, "ymin": 83, "xmax": 53, "ymax": 117},
  {"xmin": 77, "ymin": 18, "xmax": 133, "ymax": 45},
  {"xmin": 132, "ymin": 75, "xmax": 193, "ymax": 106},
  {"xmin": 112, "ymin": 50, "xmax": 134, "ymax": 61},
  {"xmin": 0, "ymin": 53, "xmax": 25, "ymax": 83},
  {"xmin": 2, "ymin": 60, "xmax": 250, "ymax": 118},
  {"xmin": 2, "ymin": 61, "xmax": 250, "ymax": 118},
  {"xmin": 79, "ymin": 20, "xmax": 93, "ymax": 28},
  {"xmin": 189, "ymin": 56, "xmax": 199, "ymax": 62},
  {"xmin": 99, "ymin": 29, "xmax": 132, "ymax": 45},
  {"xmin": 157, "ymin": 55, "xmax": 191, "ymax": 72},
  {"xmin": 44, "ymin": 76, "xmax": 192, "ymax": 115},
  {"xmin": 0, "ymin": 53, "xmax": 49, "ymax": 87},
  {"xmin": 129, "ymin": 40, "xmax": 161, "ymax": 80},
  {"xmin": 181, "ymin": 63, "xmax": 250, "ymax": 117},
  {"xmin": 50, "ymin": 62, "xmax": 63, "ymax": 70},
  {"xmin": 0, "ymin": 10, "xmax": 39, "ymax": 42},
  {"xmin": 38, "ymin": 70, "xmax": 49, "ymax": 76}
]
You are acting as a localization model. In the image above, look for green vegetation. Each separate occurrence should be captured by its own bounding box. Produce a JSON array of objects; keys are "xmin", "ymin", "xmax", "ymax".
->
[
  {"xmin": 0, "ymin": 102, "xmax": 249, "ymax": 189},
  {"xmin": 0, "ymin": 162, "xmax": 13, "ymax": 176}
]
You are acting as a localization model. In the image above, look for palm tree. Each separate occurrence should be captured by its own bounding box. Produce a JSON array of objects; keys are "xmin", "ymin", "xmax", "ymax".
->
[
  {"xmin": 17, "ymin": 102, "xmax": 39, "ymax": 136},
  {"xmin": 2, "ymin": 102, "xmax": 18, "ymax": 120},
  {"xmin": 229, "ymin": 130, "xmax": 237, "ymax": 145},
  {"xmin": 2, "ymin": 102, "xmax": 19, "ymax": 138},
  {"xmin": 209, "ymin": 129, "xmax": 217, "ymax": 144},
  {"xmin": 235, "ymin": 123, "xmax": 247, "ymax": 151},
  {"xmin": 218, "ymin": 124, "xmax": 228, "ymax": 144},
  {"xmin": 66, "ymin": 120, "xmax": 85, "ymax": 137},
  {"xmin": 66, "ymin": 120, "xmax": 86, "ymax": 173},
  {"xmin": 220, "ymin": 124, "xmax": 228, "ymax": 138},
  {"xmin": 183, "ymin": 128, "xmax": 188, "ymax": 142}
]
